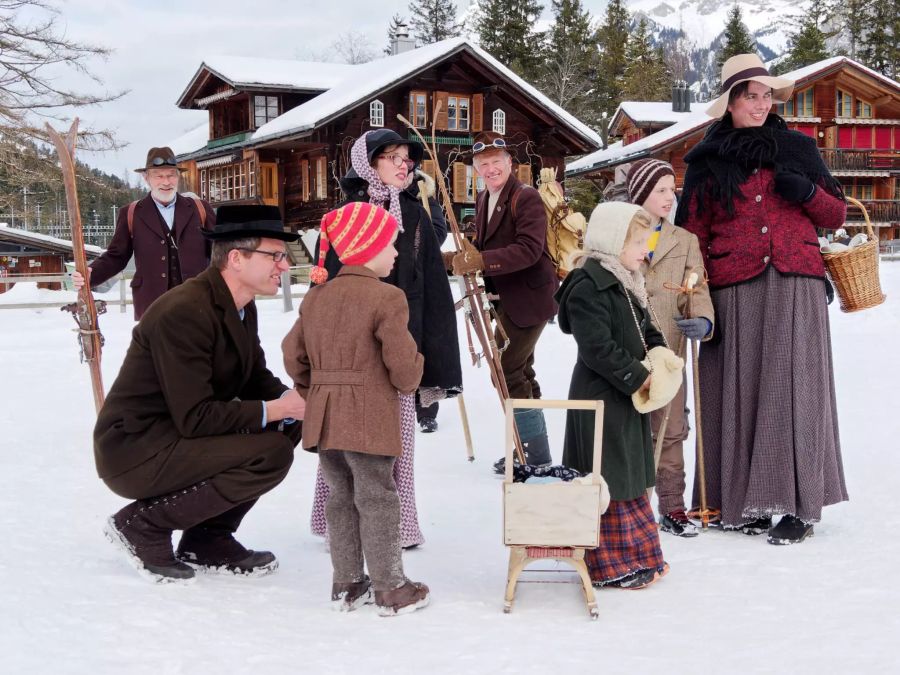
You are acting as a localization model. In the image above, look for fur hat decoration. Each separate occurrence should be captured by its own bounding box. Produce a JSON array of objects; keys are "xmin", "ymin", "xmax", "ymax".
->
[
  {"xmin": 309, "ymin": 202, "xmax": 398, "ymax": 284},
  {"xmin": 584, "ymin": 202, "xmax": 649, "ymax": 256},
  {"xmin": 632, "ymin": 346, "xmax": 685, "ymax": 413},
  {"xmin": 626, "ymin": 159, "xmax": 675, "ymax": 208}
]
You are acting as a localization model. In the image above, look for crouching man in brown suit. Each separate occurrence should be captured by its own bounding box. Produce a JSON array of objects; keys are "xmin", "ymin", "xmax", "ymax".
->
[{"xmin": 95, "ymin": 205, "xmax": 306, "ymax": 583}]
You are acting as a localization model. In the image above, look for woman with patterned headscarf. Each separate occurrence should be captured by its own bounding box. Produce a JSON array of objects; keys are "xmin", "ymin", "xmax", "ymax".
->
[{"xmin": 308, "ymin": 129, "xmax": 462, "ymax": 548}]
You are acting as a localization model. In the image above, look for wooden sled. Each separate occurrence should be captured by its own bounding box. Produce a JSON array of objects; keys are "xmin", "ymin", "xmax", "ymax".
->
[{"xmin": 502, "ymin": 398, "xmax": 605, "ymax": 619}]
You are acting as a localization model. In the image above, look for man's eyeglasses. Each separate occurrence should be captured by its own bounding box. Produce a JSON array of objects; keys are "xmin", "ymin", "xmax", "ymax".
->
[
  {"xmin": 237, "ymin": 247, "xmax": 288, "ymax": 263},
  {"xmin": 472, "ymin": 138, "xmax": 507, "ymax": 154},
  {"xmin": 377, "ymin": 153, "xmax": 415, "ymax": 168},
  {"xmin": 150, "ymin": 156, "xmax": 179, "ymax": 167}
]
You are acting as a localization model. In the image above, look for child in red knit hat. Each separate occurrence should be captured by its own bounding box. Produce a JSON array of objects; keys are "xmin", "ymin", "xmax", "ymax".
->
[{"xmin": 282, "ymin": 202, "xmax": 430, "ymax": 616}]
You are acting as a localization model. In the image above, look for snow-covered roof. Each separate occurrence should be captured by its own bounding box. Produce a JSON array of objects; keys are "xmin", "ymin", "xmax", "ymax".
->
[
  {"xmin": 168, "ymin": 123, "xmax": 209, "ymax": 158},
  {"xmin": 614, "ymin": 102, "xmax": 695, "ymax": 126},
  {"xmin": 176, "ymin": 56, "xmax": 353, "ymax": 107},
  {"xmin": 567, "ymin": 110, "xmax": 711, "ymax": 175},
  {"xmin": 250, "ymin": 38, "xmax": 601, "ymax": 149},
  {"xmin": 786, "ymin": 56, "xmax": 900, "ymax": 93},
  {"xmin": 0, "ymin": 224, "xmax": 104, "ymax": 257}
]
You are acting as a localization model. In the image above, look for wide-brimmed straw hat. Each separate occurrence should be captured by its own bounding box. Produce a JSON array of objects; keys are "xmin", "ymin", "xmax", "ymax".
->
[
  {"xmin": 706, "ymin": 53, "xmax": 794, "ymax": 118},
  {"xmin": 134, "ymin": 147, "xmax": 187, "ymax": 173}
]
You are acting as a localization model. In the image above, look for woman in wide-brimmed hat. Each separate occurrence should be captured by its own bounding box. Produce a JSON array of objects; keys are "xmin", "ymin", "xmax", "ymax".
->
[{"xmin": 674, "ymin": 53, "xmax": 848, "ymax": 545}]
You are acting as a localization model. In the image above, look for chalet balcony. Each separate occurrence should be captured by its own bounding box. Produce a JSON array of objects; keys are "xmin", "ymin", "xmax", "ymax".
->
[
  {"xmin": 820, "ymin": 148, "xmax": 900, "ymax": 173},
  {"xmin": 845, "ymin": 200, "xmax": 900, "ymax": 224}
]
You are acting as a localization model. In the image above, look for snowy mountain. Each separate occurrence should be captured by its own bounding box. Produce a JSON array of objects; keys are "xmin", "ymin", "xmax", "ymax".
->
[{"xmin": 629, "ymin": 0, "xmax": 795, "ymax": 55}]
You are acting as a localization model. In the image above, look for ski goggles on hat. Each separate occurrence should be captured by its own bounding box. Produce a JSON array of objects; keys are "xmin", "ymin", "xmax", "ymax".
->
[
  {"xmin": 472, "ymin": 138, "xmax": 507, "ymax": 154},
  {"xmin": 151, "ymin": 156, "xmax": 179, "ymax": 167}
]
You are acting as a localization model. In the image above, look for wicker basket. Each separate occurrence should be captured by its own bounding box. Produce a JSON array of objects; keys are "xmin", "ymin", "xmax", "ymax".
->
[{"xmin": 822, "ymin": 196, "xmax": 886, "ymax": 313}]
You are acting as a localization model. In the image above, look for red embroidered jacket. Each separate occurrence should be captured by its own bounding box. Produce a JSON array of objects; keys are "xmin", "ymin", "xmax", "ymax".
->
[{"xmin": 681, "ymin": 167, "xmax": 846, "ymax": 289}]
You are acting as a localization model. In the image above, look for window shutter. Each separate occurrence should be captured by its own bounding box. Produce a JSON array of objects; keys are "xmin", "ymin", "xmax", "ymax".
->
[
  {"xmin": 452, "ymin": 162, "xmax": 467, "ymax": 202},
  {"xmin": 434, "ymin": 91, "xmax": 449, "ymax": 130},
  {"xmin": 471, "ymin": 94, "xmax": 484, "ymax": 132},
  {"xmin": 517, "ymin": 163, "xmax": 531, "ymax": 186},
  {"xmin": 316, "ymin": 157, "xmax": 328, "ymax": 200},
  {"xmin": 421, "ymin": 159, "xmax": 437, "ymax": 179},
  {"xmin": 301, "ymin": 159, "xmax": 310, "ymax": 202}
]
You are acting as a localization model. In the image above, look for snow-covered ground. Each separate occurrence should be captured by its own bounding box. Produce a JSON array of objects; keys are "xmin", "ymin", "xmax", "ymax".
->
[{"xmin": 2, "ymin": 264, "xmax": 899, "ymax": 674}]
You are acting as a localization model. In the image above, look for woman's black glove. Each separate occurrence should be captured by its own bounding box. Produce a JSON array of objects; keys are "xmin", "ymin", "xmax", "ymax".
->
[{"xmin": 774, "ymin": 170, "xmax": 816, "ymax": 203}]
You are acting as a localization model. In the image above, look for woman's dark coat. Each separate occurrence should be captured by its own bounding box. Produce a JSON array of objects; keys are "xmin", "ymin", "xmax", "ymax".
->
[
  {"xmin": 314, "ymin": 171, "xmax": 461, "ymax": 392},
  {"xmin": 556, "ymin": 259, "xmax": 665, "ymax": 501}
]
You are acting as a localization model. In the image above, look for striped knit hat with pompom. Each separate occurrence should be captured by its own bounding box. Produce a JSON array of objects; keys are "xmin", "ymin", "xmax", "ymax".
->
[{"xmin": 309, "ymin": 202, "xmax": 399, "ymax": 284}]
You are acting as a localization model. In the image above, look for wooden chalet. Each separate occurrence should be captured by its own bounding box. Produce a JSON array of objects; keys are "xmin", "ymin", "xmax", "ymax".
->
[
  {"xmin": 0, "ymin": 225, "xmax": 102, "ymax": 292},
  {"xmin": 567, "ymin": 57, "xmax": 900, "ymax": 240},
  {"xmin": 172, "ymin": 37, "xmax": 601, "ymax": 261}
]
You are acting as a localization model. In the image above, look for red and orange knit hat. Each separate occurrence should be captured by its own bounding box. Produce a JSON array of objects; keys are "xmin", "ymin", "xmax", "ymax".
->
[{"xmin": 309, "ymin": 202, "xmax": 399, "ymax": 284}]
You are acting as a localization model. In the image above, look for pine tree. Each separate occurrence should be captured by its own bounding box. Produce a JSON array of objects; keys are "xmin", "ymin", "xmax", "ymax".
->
[
  {"xmin": 475, "ymin": 0, "xmax": 545, "ymax": 80},
  {"xmin": 835, "ymin": 0, "xmax": 872, "ymax": 61},
  {"xmin": 384, "ymin": 13, "xmax": 408, "ymax": 55},
  {"xmin": 595, "ymin": 0, "xmax": 630, "ymax": 124},
  {"xmin": 778, "ymin": 0, "xmax": 838, "ymax": 73},
  {"xmin": 539, "ymin": 0, "xmax": 599, "ymax": 119},
  {"xmin": 861, "ymin": 0, "xmax": 899, "ymax": 77},
  {"xmin": 717, "ymin": 3, "xmax": 756, "ymax": 71},
  {"xmin": 622, "ymin": 19, "xmax": 671, "ymax": 101},
  {"xmin": 408, "ymin": 0, "xmax": 461, "ymax": 45}
]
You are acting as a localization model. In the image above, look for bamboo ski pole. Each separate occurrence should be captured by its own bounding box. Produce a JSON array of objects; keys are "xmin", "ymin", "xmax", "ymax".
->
[
  {"xmin": 457, "ymin": 394, "xmax": 475, "ymax": 462},
  {"xmin": 398, "ymin": 109, "xmax": 526, "ymax": 464},
  {"xmin": 46, "ymin": 119, "xmax": 106, "ymax": 413}
]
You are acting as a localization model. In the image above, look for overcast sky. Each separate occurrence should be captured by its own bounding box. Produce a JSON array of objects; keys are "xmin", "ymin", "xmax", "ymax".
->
[
  {"xmin": 48, "ymin": 0, "xmax": 612, "ymax": 180},
  {"xmin": 59, "ymin": 0, "xmax": 417, "ymax": 178}
]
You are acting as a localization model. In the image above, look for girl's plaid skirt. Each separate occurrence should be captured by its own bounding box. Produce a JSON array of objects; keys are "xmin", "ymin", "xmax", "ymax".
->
[{"xmin": 585, "ymin": 494, "xmax": 665, "ymax": 583}]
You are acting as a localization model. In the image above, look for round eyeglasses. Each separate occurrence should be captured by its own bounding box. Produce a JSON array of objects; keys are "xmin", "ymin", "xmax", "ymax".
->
[{"xmin": 377, "ymin": 153, "xmax": 415, "ymax": 168}]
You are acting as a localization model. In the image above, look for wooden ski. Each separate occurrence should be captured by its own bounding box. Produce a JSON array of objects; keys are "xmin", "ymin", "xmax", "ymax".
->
[
  {"xmin": 46, "ymin": 119, "xmax": 106, "ymax": 413},
  {"xmin": 398, "ymin": 109, "xmax": 526, "ymax": 464}
]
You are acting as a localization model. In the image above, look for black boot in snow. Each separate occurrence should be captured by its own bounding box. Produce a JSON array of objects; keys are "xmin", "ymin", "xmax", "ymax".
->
[
  {"xmin": 660, "ymin": 510, "xmax": 699, "ymax": 538},
  {"xmin": 767, "ymin": 515, "xmax": 814, "ymax": 545},
  {"xmin": 105, "ymin": 481, "xmax": 235, "ymax": 583},
  {"xmin": 723, "ymin": 516, "xmax": 772, "ymax": 536},
  {"xmin": 177, "ymin": 498, "xmax": 278, "ymax": 576}
]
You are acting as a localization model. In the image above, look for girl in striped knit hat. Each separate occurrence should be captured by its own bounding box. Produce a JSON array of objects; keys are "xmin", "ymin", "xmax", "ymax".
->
[{"xmin": 626, "ymin": 158, "xmax": 715, "ymax": 538}]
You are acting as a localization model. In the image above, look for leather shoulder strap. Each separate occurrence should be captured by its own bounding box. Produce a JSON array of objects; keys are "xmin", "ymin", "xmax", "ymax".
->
[
  {"xmin": 190, "ymin": 196, "xmax": 208, "ymax": 228},
  {"xmin": 126, "ymin": 200, "xmax": 139, "ymax": 236}
]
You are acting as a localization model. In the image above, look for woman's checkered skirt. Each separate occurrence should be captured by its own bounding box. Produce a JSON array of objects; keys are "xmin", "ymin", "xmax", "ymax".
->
[
  {"xmin": 584, "ymin": 494, "xmax": 666, "ymax": 583},
  {"xmin": 310, "ymin": 393, "xmax": 424, "ymax": 548}
]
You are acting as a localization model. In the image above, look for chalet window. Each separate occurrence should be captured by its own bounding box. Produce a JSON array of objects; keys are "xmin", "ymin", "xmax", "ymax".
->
[
  {"xmin": 777, "ymin": 98, "xmax": 794, "ymax": 116},
  {"xmin": 836, "ymin": 89, "xmax": 852, "ymax": 118},
  {"xmin": 254, "ymin": 95, "xmax": 279, "ymax": 128},
  {"xmin": 315, "ymin": 156, "xmax": 328, "ymax": 200},
  {"xmin": 409, "ymin": 91, "xmax": 428, "ymax": 128},
  {"xmin": 846, "ymin": 183, "xmax": 873, "ymax": 200},
  {"xmin": 448, "ymin": 95, "xmax": 470, "ymax": 131},
  {"xmin": 370, "ymin": 100, "xmax": 385, "ymax": 127},
  {"xmin": 200, "ymin": 159, "xmax": 256, "ymax": 203},
  {"xmin": 856, "ymin": 99, "xmax": 873, "ymax": 118},
  {"xmin": 492, "ymin": 109, "xmax": 506, "ymax": 134},
  {"xmin": 465, "ymin": 164, "xmax": 484, "ymax": 202},
  {"xmin": 796, "ymin": 88, "xmax": 813, "ymax": 116}
]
